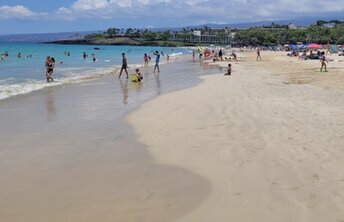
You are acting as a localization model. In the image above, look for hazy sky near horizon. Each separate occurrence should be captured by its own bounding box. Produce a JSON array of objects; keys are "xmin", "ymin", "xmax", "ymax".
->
[{"xmin": 1, "ymin": 0, "xmax": 344, "ymax": 34}]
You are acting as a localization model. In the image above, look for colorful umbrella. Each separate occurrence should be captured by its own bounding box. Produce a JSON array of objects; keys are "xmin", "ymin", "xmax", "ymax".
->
[{"xmin": 307, "ymin": 43, "xmax": 322, "ymax": 49}]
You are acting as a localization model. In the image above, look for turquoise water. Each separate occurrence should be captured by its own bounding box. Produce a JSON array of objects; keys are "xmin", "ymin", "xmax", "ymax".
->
[{"xmin": 0, "ymin": 42, "xmax": 188, "ymax": 100}]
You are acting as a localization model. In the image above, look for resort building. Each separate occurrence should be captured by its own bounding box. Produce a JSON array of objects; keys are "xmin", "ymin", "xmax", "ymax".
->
[{"xmin": 170, "ymin": 28, "xmax": 233, "ymax": 44}]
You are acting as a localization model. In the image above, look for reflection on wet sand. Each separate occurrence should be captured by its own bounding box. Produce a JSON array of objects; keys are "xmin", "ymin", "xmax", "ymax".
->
[
  {"xmin": 154, "ymin": 72, "xmax": 161, "ymax": 95},
  {"xmin": 45, "ymin": 88, "xmax": 56, "ymax": 121},
  {"xmin": 119, "ymin": 78, "xmax": 129, "ymax": 105},
  {"xmin": 0, "ymin": 59, "xmax": 220, "ymax": 222}
]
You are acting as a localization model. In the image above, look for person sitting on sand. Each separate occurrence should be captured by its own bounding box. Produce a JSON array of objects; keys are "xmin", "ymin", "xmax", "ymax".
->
[
  {"xmin": 213, "ymin": 53, "xmax": 219, "ymax": 62},
  {"xmin": 299, "ymin": 50, "xmax": 307, "ymax": 60},
  {"xmin": 135, "ymin": 68, "xmax": 143, "ymax": 82},
  {"xmin": 320, "ymin": 55, "xmax": 328, "ymax": 72},
  {"xmin": 225, "ymin": 63, "xmax": 231, "ymax": 76},
  {"xmin": 231, "ymin": 52, "xmax": 238, "ymax": 60}
]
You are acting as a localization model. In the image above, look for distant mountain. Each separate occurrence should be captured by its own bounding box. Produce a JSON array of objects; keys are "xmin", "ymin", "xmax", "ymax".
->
[
  {"xmin": 1, "ymin": 15, "xmax": 343, "ymax": 43},
  {"xmin": 0, "ymin": 31, "xmax": 94, "ymax": 43},
  {"xmin": 202, "ymin": 17, "xmax": 324, "ymax": 29},
  {"xmin": 152, "ymin": 16, "xmax": 344, "ymax": 31}
]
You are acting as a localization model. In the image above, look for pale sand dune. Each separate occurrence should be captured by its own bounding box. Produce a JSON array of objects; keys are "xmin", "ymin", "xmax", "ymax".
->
[{"xmin": 128, "ymin": 51, "xmax": 344, "ymax": 221}]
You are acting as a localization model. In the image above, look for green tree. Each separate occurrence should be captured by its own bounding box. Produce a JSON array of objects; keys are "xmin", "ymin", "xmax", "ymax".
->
[{"xmin": 337, "ymin": 36, "xmax": 344, "ymax": 45}]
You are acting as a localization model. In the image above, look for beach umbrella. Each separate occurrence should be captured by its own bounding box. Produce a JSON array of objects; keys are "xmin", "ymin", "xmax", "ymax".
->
[
  {"xmin": 204, "ymin": 49, "xmax": 211, "ymax": 58},
  {"xmin": 298, "ymin": 44, "xmax": 307, "ymax": 49},
  {"xmin": 288, "ymin": 44, "xmax": 297, "ymax": 50},
  {"xmin": 307, "ymin": 43, "xmax": 322, "ymax": 49}
]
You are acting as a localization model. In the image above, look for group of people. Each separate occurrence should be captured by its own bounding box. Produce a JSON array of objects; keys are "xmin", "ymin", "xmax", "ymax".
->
[
  {"xmin": 41, "ymin": 49, "xmax": 170, "ymax": 83},
  {"xmin": 1, "ymin": 51, "xmax": 33, "ymax": 60},
  {"xmin": 118, "ymin": 51, "xmax": 162, "ymax": 80},
  {"xmin": 1, "ymin": 51, "xmax": 8, "ymax": 60},
  {"xmin": 294, "ymin": 50, "xmax": 329, "ymax": 72}
]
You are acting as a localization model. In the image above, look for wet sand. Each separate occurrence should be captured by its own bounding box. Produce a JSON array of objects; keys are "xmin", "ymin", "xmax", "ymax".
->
[
  {"xmin": 0, "ymin": 59, "xmax": 221, "ymax": 222},
  {"xmin": 128, "ymin": 51, "xmax": 344, "ymax": 221}
]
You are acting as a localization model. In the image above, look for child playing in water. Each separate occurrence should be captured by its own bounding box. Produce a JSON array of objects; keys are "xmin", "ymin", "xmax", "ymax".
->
[
  {"xmin": 135, "ymin": 68, "xmax": 143, "ymax": 82},
  {"xmin": 224, "ymin": 63, "xmax": 231, "ymax": 75}
]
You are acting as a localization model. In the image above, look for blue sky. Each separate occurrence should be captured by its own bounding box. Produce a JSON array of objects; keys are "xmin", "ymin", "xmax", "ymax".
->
[{"xmin": 1, "ymin": 0, "xmax": 344, "ymax": 34}]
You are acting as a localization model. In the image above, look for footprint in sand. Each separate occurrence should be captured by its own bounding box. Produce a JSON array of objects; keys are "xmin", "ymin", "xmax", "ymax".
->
[
  {"xmin": 307, "ymin": 193, "xmax": 318, "ymax": 208},
  {"xmin": 138, "ymin": 189, "xmax": 153, "ymax": 201}
]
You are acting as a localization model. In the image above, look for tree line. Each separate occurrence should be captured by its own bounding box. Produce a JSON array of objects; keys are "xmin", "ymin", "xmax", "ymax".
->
[
  {"xmin": 234, "ymin": 24, "xmax": 344, "ymax": 46},
  {"xmin": 84, "ymin": 20, "xmax": 344, "ymax": 46}
]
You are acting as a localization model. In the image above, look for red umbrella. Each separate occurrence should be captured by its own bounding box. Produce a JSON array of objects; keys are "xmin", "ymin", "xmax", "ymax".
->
[{"xmin": 307, "ymin": 43, "xmax": 323, "ymax": 49}]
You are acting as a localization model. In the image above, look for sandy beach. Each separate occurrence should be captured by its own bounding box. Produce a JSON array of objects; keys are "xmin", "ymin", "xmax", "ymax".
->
[
  {"xmin": 0, "ymin": 60, "xmax": 219, "ymax": 222},
  {"xmin": 128, "ymin": 50, "xmax": 344, "ymax": 221},
  {"xmin": 1, "ymin": 49, "xmax": 344, "ymax": 221}
]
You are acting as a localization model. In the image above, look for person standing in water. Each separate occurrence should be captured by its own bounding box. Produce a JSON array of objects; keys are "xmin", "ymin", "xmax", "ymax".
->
[
  {"xmin": 153, "ymin": 51, "xmax": 160, "ymax": 73},
  {"xmin": 144, "ymin": 53, "xmax": 149, "ymax": 66},
  {"xmin": 46, "ymin": 57, "xmax": 55, "ymax": 82},
  {"xmin": 45, "ymin": 56, "xmax": 51, "ymax": 81},
  {"xmin": 119, "ymin": 53, "xmax": 129, "ymax": 78}
]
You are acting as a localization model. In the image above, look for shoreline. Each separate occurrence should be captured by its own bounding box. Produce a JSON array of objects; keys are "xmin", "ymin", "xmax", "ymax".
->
[
  {"xmin": 0, "ymin": 56, "xmax": 221, "ymax": 222},
  {"xmin": 0, "ymin": 51, "xmax": 189, "ymax": 101},
  {"xmin": 128, "ymin": 50, "xmax": 344, "ymax": 221}
]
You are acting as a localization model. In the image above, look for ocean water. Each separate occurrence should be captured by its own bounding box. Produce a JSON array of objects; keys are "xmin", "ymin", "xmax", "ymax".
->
[{"xmin": 0, "ymin": 42, "xmax": 188, "ymax": 100}]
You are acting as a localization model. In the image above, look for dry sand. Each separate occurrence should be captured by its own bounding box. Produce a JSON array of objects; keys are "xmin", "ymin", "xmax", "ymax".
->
[{"xmin": 128, "ymin": 50, "xmax": 344, "ymax": 221}]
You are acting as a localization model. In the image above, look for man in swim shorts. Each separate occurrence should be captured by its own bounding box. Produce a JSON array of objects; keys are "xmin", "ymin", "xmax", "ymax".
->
[{"xmin": 119, "ymin": 53, "xmax": 129, "ymax": 78}]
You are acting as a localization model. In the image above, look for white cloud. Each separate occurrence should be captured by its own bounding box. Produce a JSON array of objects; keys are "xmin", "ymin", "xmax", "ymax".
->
[
  {"xmin": 2, "ymin": 1, "xmax": 344, "ymax": 24},
  {"xmin": 0, "ymin": 5, "xmax": 45, "ymax": 19},
  {"xmin": 71, "ymin": 0, "xmax": 110, "ymax": 11},
  {"xmin": 57, "ymin": 0, "xmax": 344, "ymax": 21}
]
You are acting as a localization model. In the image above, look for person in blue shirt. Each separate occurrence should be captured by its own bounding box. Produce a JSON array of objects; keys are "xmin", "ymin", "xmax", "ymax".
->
[{"xmin": 153, "ymin": 51, "xmax": 160, "ymax": 73}]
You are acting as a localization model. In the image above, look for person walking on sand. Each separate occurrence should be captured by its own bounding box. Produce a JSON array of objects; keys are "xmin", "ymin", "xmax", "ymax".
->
[
  {"xmin": 153, "ymin": 51, "xmax": 160, "ymax": 73},
  {"xmin": 320, "ymin": 55, "xmax": 328, "ymax": 72},
  {"xmin": 256, "ymin": 48, "xmax": 262, "ymax": 60},
  {"xmin": 119, "ymin": 53, "xmax": 129, "ymax": 78}
]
